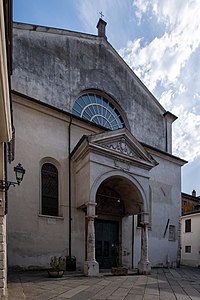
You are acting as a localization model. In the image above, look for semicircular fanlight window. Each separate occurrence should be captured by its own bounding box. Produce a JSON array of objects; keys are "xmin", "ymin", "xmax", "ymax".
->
[{"xmin": 72, "ymin": 93, "xmax": 125, "ymax": 130}]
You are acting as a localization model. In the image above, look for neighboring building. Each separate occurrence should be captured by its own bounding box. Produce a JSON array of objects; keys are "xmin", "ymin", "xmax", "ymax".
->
[
  {"xmin": 181, "ymin": 212, "xmax": 200, "ymax": 267},
  {"xmin": 7, "ymin": 19, "xmax": 186, "ymax": 276},
  {"xmin": 0, "ymin": 0, "xmax": 12, "ymax": 296},
  {"xmin": 182, "ymin": 190, "xmax": 200, "ymax": 215},
  {"xmin": 181, "ymin": 191, "xmax": 200, "ymax": 267}
]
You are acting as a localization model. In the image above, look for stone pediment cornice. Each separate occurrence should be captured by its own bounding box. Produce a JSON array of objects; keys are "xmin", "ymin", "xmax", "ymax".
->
[{"xmin": 88, "ymin": 128, "xmax": 158, "ymax": 169}]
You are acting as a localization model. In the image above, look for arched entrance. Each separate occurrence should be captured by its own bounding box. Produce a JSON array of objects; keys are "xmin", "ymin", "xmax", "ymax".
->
[
  {"xmin": 95, "ymin": 176, "xmax": 144, "ymax": 269},
  {"xmin": 84, "ymin": 171, "xmax": 151, "ymax": 276}
]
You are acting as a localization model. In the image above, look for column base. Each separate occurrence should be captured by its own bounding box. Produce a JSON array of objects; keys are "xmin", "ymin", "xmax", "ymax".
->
[
  {"xmin": 84, "ymin": 260, "xmax": 99, "ymax": 276},
  {"xmin": 138, "ymin": 260, "xmax": 151, "ymax": 275}
]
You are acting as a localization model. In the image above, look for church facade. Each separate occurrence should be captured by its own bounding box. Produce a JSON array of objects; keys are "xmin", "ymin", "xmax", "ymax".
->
[{"xmin": 8, "ymin": 19, "xmax": 186, "ymax": 275}]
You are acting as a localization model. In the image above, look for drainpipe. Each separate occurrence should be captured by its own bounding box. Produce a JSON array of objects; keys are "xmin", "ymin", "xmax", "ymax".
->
[
  {"xmin": 68, "ymin": 116, "xmax": 73, "ymax": 260},
  {"xmin": 132, "ymin": 215, "xmax": 134, "ymax": 269},
  {"xmin": 3, "ymin": 143, "xmax": 8, "ymax": 214},
  {"xmin": 177, "ymin": 217, "xmax": 181, "ymax": 268}
]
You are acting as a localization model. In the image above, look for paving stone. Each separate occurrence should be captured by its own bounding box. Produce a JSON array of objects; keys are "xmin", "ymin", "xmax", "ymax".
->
[
  {"xmin": 125, "ymin": 295, "xmax": 143, "ymax": 300},
  {"xmin": 107, "ymin": 296, "xmax": 126, "ymax": 300},
  {"xmin": 143, "ymin": 294, "xmax": 159, "ymax": 300},
  {"xmin": 6, "ymin": 267, "xmax": 200, "ymax": 300},
  {"xmin": 56, "ymin": 285, "xmax": 90, "ymax": 298},
  {"xmin": 129, "ymin": 287, "xmax": 144, "ymax": 295},
  {"xmin": 160, "ymin": 289, "xmax": 176, "ymax": 300},
  {"xmin": 111, "ymin": 287, "xmax": 130, "ymax": 297}
]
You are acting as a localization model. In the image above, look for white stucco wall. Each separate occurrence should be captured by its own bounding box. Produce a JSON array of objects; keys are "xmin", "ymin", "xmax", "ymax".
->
[
  {"xmin": 181, "ymin": 213, "xmax": 200, "ymax": 267},
  {"xmin": 7, "ymin": 95, "xmax": 99, "ymax": 270},
  {"xmin": 147, "ymin": 150, "xmax": 183, "ymax": 267}
]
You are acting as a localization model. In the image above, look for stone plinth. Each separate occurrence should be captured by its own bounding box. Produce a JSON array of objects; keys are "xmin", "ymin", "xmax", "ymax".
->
[{"xmin": 84, "ymin": 260, "xmax": 99, "ymax": 276}]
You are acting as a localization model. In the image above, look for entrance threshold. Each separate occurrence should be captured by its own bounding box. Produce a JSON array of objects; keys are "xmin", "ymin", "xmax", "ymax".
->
[{"xmin": 99, "ymin": 269, "xmax": 138, "ymax": 276}]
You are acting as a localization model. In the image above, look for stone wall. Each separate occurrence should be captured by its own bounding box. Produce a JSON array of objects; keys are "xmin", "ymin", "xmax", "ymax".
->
[{"xmin": 12, "ymin": 23, "xmax": 167, "ymax": 152}]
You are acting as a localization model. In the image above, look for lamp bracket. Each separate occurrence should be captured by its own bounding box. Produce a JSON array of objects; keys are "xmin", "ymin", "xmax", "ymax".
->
[{"xmin": 0, "ymin": 180, "xmax": 19, "ymax": 192}]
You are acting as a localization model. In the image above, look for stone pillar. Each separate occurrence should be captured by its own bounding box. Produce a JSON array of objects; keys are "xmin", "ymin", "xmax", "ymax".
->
[
  {"xmin": 138, "ymin": 212, "xmax": 151, "ymax": 275},
  {"xmin": 84, "ymin": 202, "xmax": 99, "ymax": 276}
]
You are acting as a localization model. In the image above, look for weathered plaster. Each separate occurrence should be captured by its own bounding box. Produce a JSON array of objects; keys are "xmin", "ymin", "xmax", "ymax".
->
[{"xmin": 12, "ymin": 23, "xmax": 168, "ymax": 151}]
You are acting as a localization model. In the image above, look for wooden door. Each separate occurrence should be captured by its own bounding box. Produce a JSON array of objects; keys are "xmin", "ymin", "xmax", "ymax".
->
[{"xmin": 95, "ymin": 220, "xmax": 119, "ymax": 269}]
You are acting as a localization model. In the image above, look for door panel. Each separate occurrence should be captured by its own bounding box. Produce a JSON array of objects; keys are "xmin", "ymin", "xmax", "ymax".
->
[{"xmin": 95, "ymin": 220, "xmax": 119, "ymax": 269}]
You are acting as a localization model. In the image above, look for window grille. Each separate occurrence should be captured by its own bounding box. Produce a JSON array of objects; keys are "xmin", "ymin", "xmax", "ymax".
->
[
  {"xmin": 41, "ymin": 163, "xmax": 58, "ymax": 216},
  {"xmin": 72, "ymin": 93, "xmax": 125, "ymax": 130}
]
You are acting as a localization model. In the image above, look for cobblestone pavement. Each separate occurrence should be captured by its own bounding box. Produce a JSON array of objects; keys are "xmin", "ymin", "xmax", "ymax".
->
[{"xmin": 6, "ymin": 267, "xmax": 200, "ymax": 300}]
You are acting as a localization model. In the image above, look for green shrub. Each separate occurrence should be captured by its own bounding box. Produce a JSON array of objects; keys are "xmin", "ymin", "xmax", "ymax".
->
[{"xmin": 50, "ymin": 256, "xmax": 65, "ymax": 271}]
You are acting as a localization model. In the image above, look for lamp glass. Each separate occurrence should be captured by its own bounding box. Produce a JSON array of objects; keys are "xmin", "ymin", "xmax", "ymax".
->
[{"xmin": 14, "ymin": 163, "xmax": 25, "ymax": 183}]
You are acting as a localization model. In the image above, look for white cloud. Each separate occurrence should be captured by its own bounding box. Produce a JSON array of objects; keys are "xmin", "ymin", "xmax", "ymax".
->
[
  {"xmin": 132, "ymin": 0, "xmax": 151, "ymax": 21},
  {"xmin": 194, "ymin": 93, "xmax": 200, "ymax": 100},
  {"xmin": 172, "ymin": 106, "xmax": 200, "ymax": 161},
  {"xmin": 159, "ymin": 89, "xmax": 173, "ymax": 110}
]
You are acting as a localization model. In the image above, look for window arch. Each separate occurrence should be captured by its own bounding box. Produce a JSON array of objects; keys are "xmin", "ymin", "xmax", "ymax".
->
[
  {"xmin": 41, "ymin": 163, "xmax": 58, "ymax": 216},
  {"xmin": 72, "ymin": 93, "xmax": 125, "ymax": 130}
]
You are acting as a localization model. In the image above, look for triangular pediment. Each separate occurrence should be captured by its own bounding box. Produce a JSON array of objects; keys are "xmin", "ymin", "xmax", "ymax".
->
[{"xmin": 88, "ymin": 128, "xmax": 158, "ymax": 168}]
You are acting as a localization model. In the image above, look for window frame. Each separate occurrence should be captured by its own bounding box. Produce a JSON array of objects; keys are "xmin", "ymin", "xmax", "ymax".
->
[
  {"xmin": 168, "ymin": 225, "xmax": 176, "ymax": 241},
  {"xmin": 185, "ymin": 219, "xmax": 191, "ymax": 233},
  {"xmin": 72, "ymin": 91, "xmax": 130, "ymax": 131},
  {"xmin": 40, "ymin": 158, "xmax": 60, "ymax": 217},
  {"xmin": 185, "ymin": 245, "xmax": 191, "ymax": 253}
]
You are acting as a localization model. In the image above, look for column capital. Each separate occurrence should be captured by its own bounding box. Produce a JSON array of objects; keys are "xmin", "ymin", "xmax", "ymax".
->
[
  {"xmin": 85, "ymin": 216, "xmax": 97, "ymax": 221},
  {"xmin": 86, "ymin": 202, "xmax": 97, "ymax": 207},
  {"xmin": 86, "ymin": 202, "xmax": 97, "ymax": 218},
  {"xmin": 140, "ymin": 212, "xmax": 149, "ymax": 225}
]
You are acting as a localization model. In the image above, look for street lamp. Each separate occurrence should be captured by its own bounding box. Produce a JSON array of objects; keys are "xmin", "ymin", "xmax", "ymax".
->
[{"xmin": 0, "ymin": 163, "xmax": 25, "ymax": 191}]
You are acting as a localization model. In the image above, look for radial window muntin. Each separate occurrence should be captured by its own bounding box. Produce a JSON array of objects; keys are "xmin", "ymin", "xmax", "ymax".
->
[{"xmin": 72, "ymin": 93, "xmax": 125, "ymax": 130}]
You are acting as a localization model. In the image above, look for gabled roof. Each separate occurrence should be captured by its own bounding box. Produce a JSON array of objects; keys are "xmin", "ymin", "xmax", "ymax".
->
[{"xmin": 13, "ymin": 21, "xmax": 166, "ymax": 115}]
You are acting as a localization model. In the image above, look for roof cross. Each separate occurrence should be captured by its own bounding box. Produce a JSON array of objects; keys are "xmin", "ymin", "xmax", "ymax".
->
[{"xmin": 99, "ymin": 11, "xmax": 104, "ymax": 19}]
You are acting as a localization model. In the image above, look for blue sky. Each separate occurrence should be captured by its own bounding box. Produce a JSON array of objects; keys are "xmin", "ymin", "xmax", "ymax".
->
[{"xmin": 13, "ymin": 0, "xmax": 200, "ymax": 196}]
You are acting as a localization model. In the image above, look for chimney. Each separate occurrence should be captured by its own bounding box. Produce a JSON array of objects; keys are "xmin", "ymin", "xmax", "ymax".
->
[
  {"xmin": 96, "ymin": 18, "xmax": 107, "ymax": 39},
  {"xmin": 192, "ymin": 190, "xmax": 196, "ymax": 197}
]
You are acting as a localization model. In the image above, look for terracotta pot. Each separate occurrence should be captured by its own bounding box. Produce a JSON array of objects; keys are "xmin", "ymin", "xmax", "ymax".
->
[{"xmin": 48, "ymin": 270, "xmax": 64, "ymax": 278}]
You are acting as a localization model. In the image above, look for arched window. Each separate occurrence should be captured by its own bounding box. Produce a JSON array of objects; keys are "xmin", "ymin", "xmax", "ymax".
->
[
  {"xmin": 72, "ymin": 93, "xmax": 125, "ymax": 130},
  {"xmin": 41, "ymin": 163, "xmax": 58, "ymax": 216}
]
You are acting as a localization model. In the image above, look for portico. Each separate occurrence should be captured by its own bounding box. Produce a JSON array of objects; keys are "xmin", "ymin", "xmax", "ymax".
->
[{"xmin": 71, "ymin": 128, "xmax": 157, "ymax": 276}]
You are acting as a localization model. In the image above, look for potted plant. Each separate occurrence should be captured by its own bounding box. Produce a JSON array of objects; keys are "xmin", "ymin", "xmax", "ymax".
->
[
  {"xmin": 48, "ymin": 256, "xmax": 65, "ymax": 278},
  {"xmin": 111, "ymin": 245, "xmax": 128, "ymax": 276}
]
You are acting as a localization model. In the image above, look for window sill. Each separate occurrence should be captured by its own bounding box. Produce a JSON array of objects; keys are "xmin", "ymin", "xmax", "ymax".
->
[{"xmin": 38, "ymin": 214, "xmax": 64, "ymax": 220}]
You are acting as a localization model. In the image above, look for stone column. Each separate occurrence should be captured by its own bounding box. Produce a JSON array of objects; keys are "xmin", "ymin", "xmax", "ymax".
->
[
  {"xmin": 138, "ymin": 212, "xmax": 151, "ymax": 274},
  {"xmin": 84, "ymin": 202, "xmax": 99, "ymax": 276}
]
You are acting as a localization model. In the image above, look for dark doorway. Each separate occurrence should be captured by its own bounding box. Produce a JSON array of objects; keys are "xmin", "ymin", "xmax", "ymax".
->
[{"xmin": 95, "ymin": 219, "xmax": 119, "ymax": 269}]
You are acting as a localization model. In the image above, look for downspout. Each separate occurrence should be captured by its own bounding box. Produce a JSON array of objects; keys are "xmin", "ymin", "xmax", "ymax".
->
[
  {"xmin": 177, "ymin": 216, "xmax": 181, "ymax": 268},
  {"xmin": 3, "ymin": 143, "xmax": 8, "ymax": 215},
  {"xmin": 165, "ymin": 118, "xmax": 168, "ymax": 152},
  {"xmin": 132, "ymin": 215, "xmax": 134, "ymax": 269},
  {"xmin": 68, "ymin": 116, "xmax": 73, "ymax": 260}
]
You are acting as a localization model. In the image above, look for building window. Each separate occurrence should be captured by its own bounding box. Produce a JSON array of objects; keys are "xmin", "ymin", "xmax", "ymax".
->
[
  {"xmin": 72, "ymin": 93, "xmax": 125, "ymax": 130},
  {"xmin": 185, "ymin": 245, "xmax": 191, "ymax": 253},
  {"xmin": 185, "ymin": 219, "xmax": 191, "ymax": 232},
  {"xmin": 41, "ymin": 163, "xmax": 58, "ymax": 216},
  {"xmin": 168, "ymin": 225, "xmax": 176, "ymax": 241}
]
